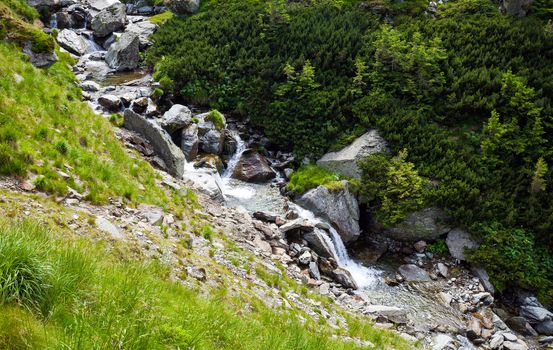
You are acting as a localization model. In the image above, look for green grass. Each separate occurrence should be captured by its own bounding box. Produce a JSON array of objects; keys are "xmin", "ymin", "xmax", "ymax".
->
[
  {"xmin": 0, "ymin": 218, "xmax": 413, "ymax": 350},
  {"xmin": 150, "ymin": 11, "xmax": 174, "ymax": 25},
  {"xmin": 206, "ymin": 109, "xmax": 225, "ymax": 130},
  {"xmin": 286, "ymin": 165, "xmax": 347, "ymax": 194},
  {"xmin": 0, "ymin": 1, "xmax": 54, "ymax": 53}
]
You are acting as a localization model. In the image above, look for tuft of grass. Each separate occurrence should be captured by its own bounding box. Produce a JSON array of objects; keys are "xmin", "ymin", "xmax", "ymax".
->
[
  {"xmin": 287, "ymin": 165, "xmax": 346, "ymax": 194},
  {"xmin": 149, "ymin": 10, "xmax": 174, "ymax": 25},
  {"xmin": 205, "ymin": 109, "xmax": 225, "ymax": 130}
]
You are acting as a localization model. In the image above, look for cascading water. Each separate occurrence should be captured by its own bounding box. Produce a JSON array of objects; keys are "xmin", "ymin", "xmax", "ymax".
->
[
  {"xmin": 222, "ymin": 130, "xmax": 246, "ymax": 179},
  {"xmin": 50, "ymin": 13, "xmax": 58, "ymax": 29}
]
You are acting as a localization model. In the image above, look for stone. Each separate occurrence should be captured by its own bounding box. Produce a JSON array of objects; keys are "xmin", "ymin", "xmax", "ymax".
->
[
  {"xmin": 501, "ymin": 0, "xmax": 533, "ymax": 17},
  {"xmin": 520, "ymin": 306, "xmax": 553, "ymax": 324},
  {"xmin": 333, "ymin": 267, "xmax": 358, "ymax": 289},
  {"xmin": 28, "ymin": 0, "xmax": 61, "ymax": 9},
  {"xmin": 160, "ymin": 104, "xmax": 192, "ymax": 133},
  {"xmin": 384, "ymin": 207, "xmax": 451, "ymax": 242},
  {"xmin": 139, "ymin": 204, "xmax": 164, "ymax": 225},
  {"xmin": 182, "ymin": 169, "xmax": 224, "ymax": 202},
  {"xmin": 124, "ymin": 109, "xmax": 185, "ymax": 177},
  {"xmin": 98, "ymin": 94, "xmax": 121, "ymax": 111},
  {"xmin": 438, "ymin": 292, "xmax": 453, "ymax": 307},
  {"xmin": 473, "ymin": 292, "xmax": 494, "ymax": 305},
  {"xmin": 80, "ymin": 80, "xmax": 101, "ymax": 92},
  {"xmin": 232, "ymin": 149, "xmax": 276, "ymax": 183},
  {"xmin": 89, "ymin": 0, "xmax": 119, "ymax": 11},
  {"xmin": 489, "ymin": 334, "xmax": 504, "ymax": 349},
  {"xmin": 95, "ymin": 216, "xmax": 124, "ymax": 239},
  {"xmin": 471, "ymin": 266, "xmax": 495, "ymax": 293},
  {"xmin": 303, "ymin": 228, "xmax": 335, "ymax": 259},
  {"xmin": 91, "ymin": 2, "xmax": 126, "ymax": 37},
  {"xmin": 308, "ymin": 261, "xmax": 321, "ymax": 280},
  {"xmin": 503, "ymin": 340, "xmax": 529, "ymax": 350},
  {"xmin": 365, "ymin": 305, "xmax": 408, "ymax": 324},
  {"xmin": 252, "ymin": 235, "xmax": 272, "ymax": 254},
  {"xmin": 56, "ymin": 29, "xmax": 89, "ymax": 56},
  {"xmin": 504, "ymin": 333, "xmax": 518, "ymax": 342},
  {"xmin": 296, "ymin": 181, "xmax": 360, "ymax": 243},
  {"xmin": 195, "ymin": 154, "xmax": 223, "ymax": 174},
  {"xmin": 105, "ymin": 32, "xmax": 139, "ymax": 71},
  {"xmin": 165, "ymin": 0, "xmax": 200, "ymax": 14},
  {"xmin": 317, "ymin": 130, "xmax": 387, "ymax": 179},
  {"xmin": 432, "ymin": 334, "xmax": 454, "ymax": 350},
  {"xmin": 200, "ymin": 129, "xmax": 224, "ymax": 155},
  {"xmin": 446, "ymin": 228, "xmax": 479, "ymax": 260},
  {"xmin": 23, "ymin": 42, "xmax": 57, "ymax": 68},
  {"xmin": 437, "ymin": 263, "xmax": 448, "ymax": 278},
  {"xmin": 466, "ymin": 317, "xmax": 482, "ymax": 340},
  {"xmin": 125, "ymin": 20, "xmax": 157, "ymax": 48},
  {"xmin": 413, "ymin": 240, "xmax": 426, "ymax": 253},
  {"xmin": 279, "ymin": 218, "xmax": 314, "ymax": 234},
  {"xmin": 298, "ymin": 251, "xmax": 312, "ymax": 265},
  {"xmin": 398, "ymin": 264, "xmax": 431, "ymax": 282},
  {"xmin": 507, "ymin": 316, "xmax": 536, "ymax": 336},
  {"xmin": 537, "ymin": 320, "xmax": 553, "ymax": 335},
  {"xmin": 181, "ymin": 124, "xmax": 199, "ymax": 161},
  {"xmin": 319, "ymin": 282, "xmax": 330, "ymax": 295}
]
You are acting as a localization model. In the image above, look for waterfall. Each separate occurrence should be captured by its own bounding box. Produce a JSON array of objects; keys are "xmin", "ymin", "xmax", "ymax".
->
[
  {"xmin": 290, "ymin": 203, "xmax": 380, "ymax": 288},
  {"xmin": 50, "ymin": 14, "xmax": 58, "ymax": 28},
  {"xmin": 222, "ymin": 130, "xmax": 246, "ymax": 179}
]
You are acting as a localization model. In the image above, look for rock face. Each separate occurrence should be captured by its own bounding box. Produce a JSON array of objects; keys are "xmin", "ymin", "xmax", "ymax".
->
[
  {"xmin": 23, "ymin": 42, "xmax": 57, "ymax": 68},
  {"xmin": 296, "ymin": 181, "xmax": 360, "ymax": 243},
  {"xmin": 316, "ymin": 130, "xmax": 387, "ymax": 179},
  {"xmin": 501, "ymin": 0, "xmax": 533, "ymax": 17},
  {"xmin": 165, "ymin": 0, "xmax": 200, "ymax": 14},
  {"xmin": 446, "ymin": 228, "xmax": 479, "ymax": 261},
  {"xmin": 160, "ymin": 104, "xmax": 192, "ymax": 133},
  {"xmin": 123, "ymin": 109, "xmax": 185, "ymax": 177},
  {"xmin": 56, "ymin": 29, "xmax": 89, "ymax": 56},
  {"xmin": 398, "ymin": 264, "xmax": 431, "ymax": 282},
  {"xmin": 91, "ymin": 2, "xmax": 126, "ymax": 37},
  {"xmin": 105, "ymin": 32, "xmax": 139, "ymax": 71},
  {"xmin": 232, "ymin": 149, "xmax": 276, "ymax": 183},
  {"xmin": 384, "ymin": 207, "xmax": 450, "ymax": 242},
  {"xmin": 181, "ymin": 124, "xmax": 199, "ymax": 161},
  {"xmin": 126, "ymin": 21, "xmax": 157, "ymax": 48}
]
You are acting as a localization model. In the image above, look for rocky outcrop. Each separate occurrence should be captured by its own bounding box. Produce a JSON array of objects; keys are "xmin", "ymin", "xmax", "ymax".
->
[
  {"xmin": 23, "ymin": 42, "xmax": 57, "ymax": 68},
  {"xmin": 126, "ymin": 21, "xmax": 157, "ymax": 49},
  {"xmin": 56, "ymin": 29, "xmax": 90, "ymax": 55},
  {"xmin": 384, "ymin": 207, "xmax": 451, "ymax": 242},
  {"xmin": 199, "ymin": 129, "xmax": 224, "ymax": 155},
  {"xmin": 105, "ymin": 32, "xmax": 139, "ymax": 71},
  {"xmin": 303, "ymin": 228, "xmax": 335, "ymax": 258},
  {"xmin": 91, "ymin": 2, "xmax": 126, "ymax": 37},
  {"xmin": 164, "ymin": 0, "xmax": 200, "ymax": 15},
  {"xmin": 296, "ymin": 181, "xmax": 360, "ymax": 243},
  {"xmin": 316, "ymin": 130, "xmax": 387, "ymax": 179},
  {"xmin": 501, "ymin": 0, "xmax": 533, "ymax": 17},
  {"xmin": 123, "ymin": 109, "xmax": 185, "ymax": 177},
  {"xmin": 160, "ymin": 104, "xmax": 192, "ymax": 133},
  {"xmin": 446, "ymin": 228, "xmax": 479, "ymax": 261},
  {"xmin": 232, "ymin": 149, "xmax": 276, "ymax": 183}
]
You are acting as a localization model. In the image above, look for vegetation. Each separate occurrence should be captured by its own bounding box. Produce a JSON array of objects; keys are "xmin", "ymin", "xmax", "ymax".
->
[
  {"xmin": 205, "ymin": 109, "xmax": 225, "ymax": 130},
  {"xmin": 147, "ymin": 0, "xmax": 553, "ymax": 300},
  {"xmin": 149, "ymin": 10, "xmax": 174, "ymax": 25},
  {"xmin": 286, "ymin": 165, "xmax": 348, "ymax": 194}
]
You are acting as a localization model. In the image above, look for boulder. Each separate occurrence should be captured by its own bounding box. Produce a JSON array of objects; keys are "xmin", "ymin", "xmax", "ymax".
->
[
  {"xmin": 398, "ymin": 264, "xmax": 431, "ymax": 282},
  {"xmin": 506, "ymin": 316, "xmax": 538, "ymax": 336},
  {"xmin": 446, "ymin": 228, "xmax": 479, "ymax": 261},
  {"xmin": 501, "ymin": 0, "xmax": 533, "ymax": 17},
  {"xmin": 105, "ymin": 32, "xmax": 139, "ymax": 71},
  {"xmin": 365, "ymin": 305, "xmax": 408, "ymax": 324},
  {"xmin": 333, "ymin": 267, "xmax": 358, "ymax": 289},
  {"xmin": 89, "ymin": 0, "xmax": 120, "ymax": 11},
  {"xmin": 471, "ymin": 266, "xmax": 495, "ymax": 293},
  {"xmin": 520, "ymin": 306, "xmax": 553, "ymax": 324},
  {"xmin": 279, "ymin": 218, "xmax": 314, "ymax": 234},
  {"xmin": 182, "ymin": 169, "xmax": 224, "ymax": 201},
  {"xmin": 164, "ymin": 0, "xmax": 200, "ymax": 15},
  {"xmin": 123, "ymin": 109, "xmax": 185, "ymax": 177},
  {"xmin": 91, "ymin": 2, "xmax": 126, "ymax": 37},
  {"xmin": 316, "ymin": 130, "xmax": 387, "ymax": 179},
  {"xmin": 296, "ymin": 181, "xmax": 360, "ymax": 243},
  {"xmin": 432, "ymin": 334, "xmax": 454, "ymax": 350},
  {"xmin": 95, "ymin": 216, "xmax": 124, "ymax": 239},
  {"xmin": 384, "ymin": 207, "xmax": 450, "ymax": 242},
  {"xmin": 27, "ymin": 0, "xmax": 61, "ymax": 10},
  {"xmin": 23, "ymin": 42, "xmax": 57, "ymax": 68},
  {"xmin": 181, "ymin": 124, "xmax": 199, "ymax": 161},
  {"xmin": 98, "ymin": 94, "xmax": 121, "ymax": 111},
  {"xmin": 194, "ymin": 154, "xmax": 223, "ymax": 174},
  {"xmin": 222, "ymin": 130, "xmax": 238, "ymax": 156},
  {"xmin": 537, "ymin": 320, "xmax": 553, "ymax": 336},
  {"xmin": 80, "ymin": 80, "xmax": 101, "ymax": 92},
  {"xmin": 126, "ymin": 21, "xmax": 157, "ymax": 48},
  {"xmin": 160, "ymin": 104, "xmax": 192, "ymax": 133},
  {"xmin": 303, "ymin": 228, "xmax": 335, "ymax": 259},
  {"xmin": 232, "ymin": 149, "xmax": 276, "ymax": 183},
  {"xmin": 200, "ymin": 129, "xmax": 224, "ymax": 155}
]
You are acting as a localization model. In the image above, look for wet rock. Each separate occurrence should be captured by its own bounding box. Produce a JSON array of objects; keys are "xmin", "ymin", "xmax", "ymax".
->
[
  {"xmin": 98, "ymin": 94, "xmax": 121, "ymax": 111},
  {"xmin": 56, "ymin": 29, "xmax": 89, "ymax": 56},
  {"xmin": 384, "ymin": 207, "xmax": 450, "ymax": 242},
  {"xmin": 222, "ymin": 130, "xmax": 238, "ymax": 156},
  {"xmin": 126, "ymin": 20, "xmax": 157, "ymax": 48},
  {"xmin": 308, "ymin": 261, "xmax": 321, "ymax": 280},
  {"xmin": 317, "ymin": 130, "xmax": 387, "ymax": 179},
  {"xmin": 536, "ymin": 320, "xmax": 553, "ymax": 335},
  {"xmin": 333, "ymin": 267, "xmax": 358, "ymax": 289},
  {"xmin": 303, "ymin": 228, "xmax": 335, "ymax": 259},
  {"xmin": 23, "ymin": 42, "xmax": 57, "ymax": 68},
  {"xmin": 195, "ymin": 154, "xmax": 223, "ymax": 174},
  {"xmin": 446, "ymin": 228, "xmax": 479, "ymax": 261},
  {"xmin": 182, "ymin": 169, "xmax": 224, "ymax": 201},
  {"xmin": 398, "ymin": 264, "xmax": 431, "ymax": 282},
  {"xmin": 165, "ymin": 0, "xmax": 200, "ymax": 14},
  {"xmin": 123, "ymin": 109, "xmax": 185, "ymax": 177},
  {"xmin": 233, "ymin": 149, "xmax": 276, "ymax": 183},
  {"xmin": 160, "ymin": 104, "xmax": 192, "ymax": 133},
  {"xmin": 296, "ymin": 181, "xmax": 360, "ymax": 243},
  {"xmin": 200, "ymin": 129, "xmax": 224, "ymax": 155},
  {"xmin": 181, "ymin": 124, "xmax": 199, "ymax": 161},
  {"xmin": 105, "ymin": 32, "xmax": 139, "ymax": 71},
  {"xmin": 91, "ymin": 2, "xmax": 126, "ymax": 37}
]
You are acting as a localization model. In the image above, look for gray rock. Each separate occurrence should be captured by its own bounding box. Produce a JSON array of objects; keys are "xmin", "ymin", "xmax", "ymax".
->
[
  {"xmin": 89, "ymin": 0, "xmax": 120, "ymax": 11},
  {"xmin": 200, "ymin": 129, "xmax": 224, "ymax": 155},
  {"xmin": 123, "ymin": 109, "xmax": 185, "ymax": 177},
  {"xmin": 298, "ymin": 250, "xmax": 311, "ymax": 265},
  {"xmin": 520, "ymin": 306, "xmax": 553, "ymax": 324},
  {"xmin": 489, "ymin": 334, "xmax": 504, "ymax": 350},
  {"xmin": 503, "ymin": 340, "xmax": 529, "ymax": 350},
  {"xmin": 501, "ymin": 0, "xmax": 533, "ymax": 16},
  {"xmin": 181, "ymin": 124, "xmax": 199, "ymax": 161},
  {"xmin": 56, "ymin": 29, "xmax": 89, "ymax": 56},
  {"xmin": 317, "ymin": 130, "xmax": 387, "ymax": 179},
  {"xmin": 95, "ymin": 216, "xmax": 124, "ymax": 239},
  {"xmin": 161, "ymin": 104, "xmax": 192, "ymax": 133},
  {"xmin": 296, "ymin": 181, "xmax": 360, "ymax": 243},
  {"xmin": 139, "ymin": 204, "xmax": 164, "ymax": 225},
  {"xmin": 165, "ymin": 0, "xmax": 200, "ymax": 14},
  {"xmin": 471, "ymin": 266, "xmax": 495, "ymax": 293},
  {"xmin": 432, "ymin": 334, "xmax": 454, "ymax": 350},
  {"xmin": 126, "ymin": 20, "xmax": 157, "ymax": 48},
  {"xmin": 80, "ymin": 80, "xmax": 101, "ymax": 92},
  {"xmin": 506, "ymin": 317, "xmax": 538, "ymax": 336},
  {"xmin": 303, "ymin": 228, "xmax": 335, "ymax": 259},
  {"xmin": 398, "ymin": 264, "xmax": 431, "ymax": 282},
  {"xmin": 105, "ymin": 32, "xmax": 139, "ymax": 71},
  {"xmin": 232, "ymin": 149, "xmax": 276, "ymax": 183},
  {"xmin": 182, "ymin": 169, "xmax": 224, "ymax": 201},
  {"xmin": 384, "ymin": 207, "xmax": 451, "ymax": 242},
  {"xmin": 98, "ymin": 94, "xmax": 121, "ymax": 111},
  {"xmin": 23, "ymin": 42, "xmax": 57, "ymax": 68},
  {"xmin": 504, "ymin": 333, "xmax": 518, "ymax": 342},
  {"xmin": 333, "ymin": 267, "xmax": 358, "ymax": 289},
  {"xmin": 365, "ymin": 305, "xmax": 408, "ymax": 324},
  {"xmin": 446, "ymin": 228, "xmax": 479, "ymax": 260},
  {"xmin": 537, "ymin": 320, "xmax": 553, "ymax": 335},
  {"xmin": 437, "ymin": 262, "xmax": 448, "ymax": 278},
  {"xmin": 279, "ymin": 218, "xmax": 314, "ymax": 234},
  {"xmin": 91, "ymin": 2, "xmax": 126, "ymax": 37},
  {"xmin": 308, "ymin": 261, "xmax": 321, "ymax": 280}
]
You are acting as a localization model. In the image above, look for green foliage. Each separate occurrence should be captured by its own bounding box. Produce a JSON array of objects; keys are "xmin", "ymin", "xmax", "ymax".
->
[
  {"xmin": 149, "ymin": 10, "xmax": 174, "ymax": 25},
  {"xmin": 0, "ymin": 1, "xmax": 54, "ymax": 53},
  {"xmin": 426, "ymin": 239, "xmax": 449, "ymax": 255},
  {"xmin": 286, "ymin": 165, "xmax": 343, "ymax": 194},
  {"xmin": 205, "ymin": 109, "xmax": 225, "ymax": 129}
]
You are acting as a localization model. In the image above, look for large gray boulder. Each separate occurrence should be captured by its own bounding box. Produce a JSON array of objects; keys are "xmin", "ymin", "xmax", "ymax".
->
[
  {"xmin": 160, "ymin": 104, "xmax": 192, "ymax": 133},
  {"xmin": 232, "ymin": 149, "xmax": 276, "ymax": 183},
  {"xmin": 164, "ymin": 0, "xmax": 200, "ymax": 15},
  {"xmin": 199, "ymin": 129, "xmax": 224, "ymax": 155},
  {"xmin": 317, "ymin": 130, "xmax": 387, "ymax": 179},
  {"xmin": 296, "ymin": 181, "xmax": 360, "ymax": 243},
  {"xmin": 91, "ymin": 2, "xmax": 126, "ymax": 37},
  {"xmin": 126, "ymin": 21, "xmax": 157, "ymax": 48},
  {"xmin": 446, "ymin": 228, "xmax": 479, "ymax": 261},
  {"xmin": 123, "ymin": 109, "xmax": 185, "ymax": 177},
  {"xmin": 88, "ymin": 0, "xmax": 120, "ymax": 11},
  {"xmin": 181, "ymin": 124, "xmax": 199, "ymax": 161},
  {"xmin": 501, "ymin": 0, "xmax": 533, "ymax": 16},
  {"xmin": 384, "ymin": 207, "xmax": 451, "ymax": 242},
  {"xmin": 105, "ymin": 32, "xmax": 139, "ymax": 71},
  {"xmin": 57, "ymin": 29, "xmax": 90, "ymax": 56}
]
